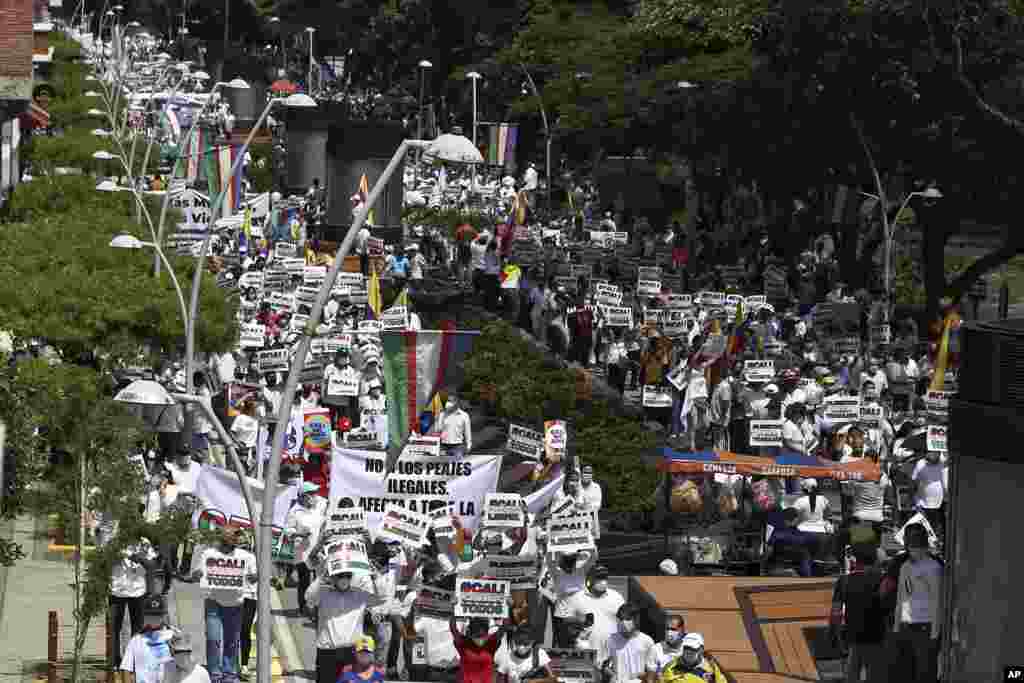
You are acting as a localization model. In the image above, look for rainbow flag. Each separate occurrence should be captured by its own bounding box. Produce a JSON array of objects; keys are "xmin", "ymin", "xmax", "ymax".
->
[
  {"xmin": 358, "ymin": 174, "xmax": 375, "ymax": 225},
  {"xmin": 487, "ymin": 123, "xmax": 518, "ymax": 166},
  {"xmin": 382, "ymin": 329, "xmax": 477, "ymax": 445}
]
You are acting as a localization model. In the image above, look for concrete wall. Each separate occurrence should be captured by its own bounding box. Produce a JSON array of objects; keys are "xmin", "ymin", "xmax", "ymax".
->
[
  {"xmin": 285, "ymin": 126, "xmax": 327, "ymax": 193},
  {"xmin": 944, "ymin": 451, "xmax": 1023, "ymax": 681}
]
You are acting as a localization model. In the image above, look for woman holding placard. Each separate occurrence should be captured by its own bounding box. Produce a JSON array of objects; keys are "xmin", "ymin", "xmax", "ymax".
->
[{"xmin": 449, "ymin": 615, "xmax": 514, "ymax": 683}]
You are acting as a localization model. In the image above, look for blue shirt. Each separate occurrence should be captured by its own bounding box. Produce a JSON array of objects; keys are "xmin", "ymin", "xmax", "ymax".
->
[
  {"xmin": 337, "ymin": 667, "xmax": 386, "ymax": 683},
  {"xmin": 388, "ymin": 255, "xmax": 410, "ymax": 277}
]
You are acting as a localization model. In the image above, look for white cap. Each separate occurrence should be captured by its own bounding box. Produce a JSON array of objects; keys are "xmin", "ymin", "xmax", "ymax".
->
[
  {"xmin": 658, "ymin": 559, "xmax": 679, "ymax": 575},
  {"xmin": 801, "ymin": 478, "xmax": 818, "ymax": 491},
  {"xmin": 764, "ymin": 384, "xmax": 780, "ymax": 395},
  {"xmin": 681, "ymin": 633, "xmax": 704, "ymax": 649}
]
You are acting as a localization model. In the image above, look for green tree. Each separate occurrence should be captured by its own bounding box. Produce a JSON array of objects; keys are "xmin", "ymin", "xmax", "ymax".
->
[{"xmin": 0, "ymin": 175, "xmax": 238, "ymax": 361}]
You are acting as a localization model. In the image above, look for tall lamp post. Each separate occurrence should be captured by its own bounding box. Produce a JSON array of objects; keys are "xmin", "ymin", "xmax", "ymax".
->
[
  {"xmin": 466, "ymin": 71, "xmax": 481, "ymax": 190},
  {"xmin": 416, "ymin": 59, "xmax": 432, "ymax": 180},
  {"xmin": 861, "ymin": 186, "xmax": 943, "ymax": 322},
  {"xmin": 518, "ymin": 63, "xmax": 550, "ymax": 213},
  {"xmin": 305, "ymin": 26, "xmax": 316, "ymax": 93},
  {"xmin": 256, "ymin": 135, "xmax": 435, "ymax": 683}
]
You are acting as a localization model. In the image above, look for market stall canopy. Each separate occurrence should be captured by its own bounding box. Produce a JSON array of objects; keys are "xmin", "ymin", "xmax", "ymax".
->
[{"xmin": 657, "ymin": 447, "xmax": 882, "ymax": 481}]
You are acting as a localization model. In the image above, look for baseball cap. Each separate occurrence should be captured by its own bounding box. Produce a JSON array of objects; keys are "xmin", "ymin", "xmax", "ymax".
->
[
  {"xmin": 590, "ymin": 565, "xmax": 610, "ymax": 580},
  {"xmin": 355, "ymin": 635, "xmax": 376, "ymax": 653},
  {"xmin": 659, "ymin": 558, "xmax": 679, "ymax": 575},
  {"xmin": 681, "ymin": 633, "xmax": 705, "ymax": 649}
]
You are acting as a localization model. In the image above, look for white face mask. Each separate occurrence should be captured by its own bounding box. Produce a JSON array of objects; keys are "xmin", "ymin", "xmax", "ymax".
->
[
  {"xmin": 665, "ymin": 630, "xmax": 683, "ymax": 647},
  {"xmin": 591, "ymin": 580, "xmax": 608, "ymax": 594},
  {"xmin": 445, "ymin": 402, "xmax": 456, "ymax": 412},
  {"xmin": 515, "ymin": 645, "xmax": 532, "ymax": 657},
  {"xmin": 333, "ymin": 578, "xmax": 351, "ymax": 591},
  {"xmin": 619, "ymin": 619, "xmax": 634, "ymax": 634}
]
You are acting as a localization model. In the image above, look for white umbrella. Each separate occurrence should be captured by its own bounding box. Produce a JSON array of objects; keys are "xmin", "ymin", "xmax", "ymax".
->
[
  {"xmin": 424, "ymin": 133, "xmax": 483, "ymax": 165},
  {"xmin": 114, "ymin": 379, "xmax": 174, "ymax": 406}
]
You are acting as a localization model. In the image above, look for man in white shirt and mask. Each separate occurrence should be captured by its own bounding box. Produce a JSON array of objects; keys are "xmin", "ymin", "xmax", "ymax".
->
[
  {"xmin": 435, "ymin": 395, "xmax": 472, "ymax": 457},
  {"xmin": 567, "ymin": 565, "xmax": 623, "ymax": 664},
  {"xmin": 604, "ymin": 604, "xmax": 654, "ymax": 683},
  {"xmin": 307, "ymin": 570, "xmax": 386, "ymax": 683},
  {"xmin": 580, "ymin": 465, "xmax": 603, "ymax": 512}
]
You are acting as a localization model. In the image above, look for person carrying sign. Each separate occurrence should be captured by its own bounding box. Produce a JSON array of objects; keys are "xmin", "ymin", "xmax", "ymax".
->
[
  {"xmin": 449, "ymin": 615, "xmax": 515, "ymax": 683},
  {"xmin": 323, "ymin": 349, "xmax": 360, "ymax": 427},
  {"xmin": 284, "ymin": 482, "xmax": 327, "ymax": 618},
  {"xmin": 306, "ymin": 570, "xmax": 387, "ymax": 683},
  {"xmin": 190, "ymin": 527, "xmax": 258, "ymax": 683}
]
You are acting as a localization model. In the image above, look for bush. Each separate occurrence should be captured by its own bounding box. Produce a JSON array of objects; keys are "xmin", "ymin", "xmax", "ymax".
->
[
  {"xmin": 402, "ymin": 206, "xmax": 498, "ymax": 239},
  {"xmin": 459, "ymin": 319, "xmax": 660, "ymax": 514}
]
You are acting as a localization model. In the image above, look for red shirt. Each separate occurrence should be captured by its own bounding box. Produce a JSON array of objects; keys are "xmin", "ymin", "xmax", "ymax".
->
[{"xmin": 450, "ymin": 623, "xmax": 501, "ymax": 683}]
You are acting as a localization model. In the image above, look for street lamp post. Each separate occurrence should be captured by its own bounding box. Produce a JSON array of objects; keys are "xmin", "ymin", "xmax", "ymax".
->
[
  {"xmin": 109, "ymin": 233, "xmax": 189, "ymax": 333},
  {"xmin": 416, "ymin": 60, "xmax": 432, "ymax": 180},
  {"xmin": 305, "ymin": 27, "xmax": 316, "ymax": 94},
  {"xmin": 256, "ymin": 137, "xmax": 432, "ymax": 683},
  {"xmin": 861, "ymin": 187, "xmax": 943, "ymax": 322},
  {"xmin": 519, "ymin": 64, "xmax": 550, "ymax": 213},
  {"xmin": 467, "ymin": 71, "xmax": 481, "ymax": 191},
  {"xmin": 184, "ymin": 93, "xmax": 316, "ymax": 406}
]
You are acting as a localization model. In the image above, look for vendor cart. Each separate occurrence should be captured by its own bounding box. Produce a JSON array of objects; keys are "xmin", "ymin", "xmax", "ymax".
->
[{"xmin": 656, "ymin": 448, "xmax": 882, "ymax": 576}]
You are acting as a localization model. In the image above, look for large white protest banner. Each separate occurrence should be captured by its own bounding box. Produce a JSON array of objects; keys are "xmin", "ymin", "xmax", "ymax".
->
[
  {"xmin": 329, "ymin": 447, "xmax": 501, "ymax": 533},
  {"xmin": 191, "ymin": 466, "xmax": 299, "ymax": 559},
  {"xmin": 455, "ymin": 577, "xmax": 510, "ymax": 619}
]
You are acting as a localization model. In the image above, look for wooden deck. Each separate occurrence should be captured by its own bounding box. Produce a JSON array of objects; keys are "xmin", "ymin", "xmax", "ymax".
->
[{"xmin": 630, "ymin": 576, "xmax": 836, "ymax": 682}]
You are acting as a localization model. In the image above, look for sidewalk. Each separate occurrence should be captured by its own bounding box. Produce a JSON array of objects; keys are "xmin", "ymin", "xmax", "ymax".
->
[{"xmin": 0, "ymin": 516, "xmax": 81, "ymax": 682}]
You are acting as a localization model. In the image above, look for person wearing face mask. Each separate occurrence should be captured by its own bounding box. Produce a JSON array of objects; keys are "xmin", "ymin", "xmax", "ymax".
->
[
  {"xmin": 165, "ymin": 633, "xmax": 210, "ymax": 683},
  {"xmin": 436, "ymin": 395, "xmax": 472, "ymax": 458},
  {"xmin": 885, "ymin": 524, "xmax": 943, "ymax": 683},
  {"xmin": 118, "ymin": 605, "xmax": 174, "ymax": 683},
  {"xmin": 306, "ymin": 571, "xmax": 386, "ymax": 683},
  {"xmin": 567, "ymin": 566, "xmax": 623, "ymax": 665},
  {"xmin": 550, "ymin": 471, "xmax": 587, "ymax": 513},
  {"xmin": 110, "ymin": 537, "xmax": 161, "ymax": 665},
  {"xmin": 579, "ymin": 465, "xmax": 603, "ymax": 512},
  {"xmin": 603, "ymin": 604, "xmax": 654, "ymax": 683},
  {"xmin": 337, "ymin": 636, "xmax": 385, "ymax": 683},
  {"xmin": 323, "ymin": 349, "xmax": 360, "ymax": 427},
  {"xmin": 643, "ymin": 614, "xmax": 687, "ymax": 683},
  {"xmin": 657, "ymin": 633, "xmax": 726, "ymax": 683},
  {"xmin": 190, "ymin": 527, "xmax": 258, "ymax": 683},
  {"xmin": 497, "ymin": 627, "xmax": 555, "ymax": 683},
  {"xmin": 859, "ymin": 358, "xmax": 888, "ymax": 398},
  {"xmin": 910, "ymin": 449, "xmax": 948, "ymax": 546},
  {"xmin": 284, "ymin": 482, "xmax": 327, "ymax": 619},
  {"xmin": 359, "ymin": 381, "xmax": 388, "ymax": 448},
  {"xmin": 449, "ymin": 616, "xmax": 513, "ymax": 683},
  {"xmin": 544, "ymin": 546, "xmax": 594, "ymax": 648}
]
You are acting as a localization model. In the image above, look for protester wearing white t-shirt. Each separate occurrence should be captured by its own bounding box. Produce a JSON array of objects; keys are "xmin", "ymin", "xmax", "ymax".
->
[
  {"xmin": 604, "ymin": 605, "xmax": 655, "ymax": 683},
  {"xmin": 190, "ymin": 528, "xmax": 258, "ymax": 683},
  {"xmin": 497, "ymin": 628, "xmax": 552, "ymax": 683},
  {"xmin": 791, "ymin": 479, "xmax": 831, "ymax": 533},
  {"xmin": 285, "ymin": 482, "xmax": 327, "ymax": 615},
  {"xmin": 547, "ymin": 549, "xmax": 594, "ymax": 647},
  {"xmin": 307, "ymin": 572, "xmax": 385, "ymax": 683},
  {"xmin": 111, "ymin": 540, "xmax": 160, "ymax": 662},
  {"xmin": 166, "ymin": 451, "xmax": 201, "ymax": 497},
  {"xmin": 567, "ymin": 566, "xmax": 624, "ymax": 664},
  {"xmin": 118, "ymin": 611, "xmax": 174, "ymax": 683},
  {"xmin": 912, "ymin": 452, "xmax": 948, "ymax": 541}
]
